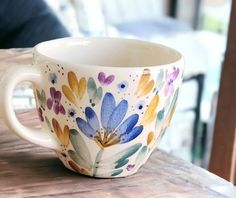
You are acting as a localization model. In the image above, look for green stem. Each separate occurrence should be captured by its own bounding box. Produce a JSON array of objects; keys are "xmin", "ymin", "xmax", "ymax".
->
[{"xmin": 93, "ymin": 148, "xmax": 104, "ymax": 176}]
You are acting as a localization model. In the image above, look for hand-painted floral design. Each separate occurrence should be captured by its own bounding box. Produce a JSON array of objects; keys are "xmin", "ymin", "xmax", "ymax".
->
[
  {"xmin": 47, "ymin": 87, "xmax": 66, "ymax": 115},
  {"xmin": 135, "ymin": 69, "xmax": 154, "ymax": 98},
  {"xmin": 37, "ymin": 107, "xmax": 44, "ymax": 122},
  {"xmin": 48, "ymin": 73, "xmax": 57, "ymax": 84},
  {"xmin": 117, "ymin": 81, "xmax": 128, "ymax": 92},
  {"xmin": 76, "ymin": 92, "xmax": 143, "ymax": 148},
  {"xmin": 98, "ymin": 72, "xmax": 115, "ymax": 85},
  {"xmin": 87, "ymin": 77, "xmax": 103, "ymax": 107},
  {"xmin": 164, "ymin": 67, "xmax": 180, "ymax": 96},
  {"xmin": 52, "ymin": 118, "xmax": 69, "ymax": 147},
  {"xmin": 62, "ymin": 71, "xmax": 87, "ymax": 107}
]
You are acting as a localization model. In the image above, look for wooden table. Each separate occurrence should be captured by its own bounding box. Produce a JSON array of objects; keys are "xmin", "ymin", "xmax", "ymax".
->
[
  {"xmin": 0, "ymin": 110, "xmax": 235, "ymax": 198},
  {"xmin": 0, "ymin": 49, "xmax": 236, "ymax": 197}
]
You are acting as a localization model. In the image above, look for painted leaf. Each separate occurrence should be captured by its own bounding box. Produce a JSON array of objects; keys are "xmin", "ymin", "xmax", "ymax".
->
[
  {"xmin": 69, "ymin": 129, "xmax": 93, "ymax": 170},
  {"xmin": 77, "ymin": 77, "xmax": 87, "ymax": 99},
  {"xmin": 111, "ymin": 169, "xmax": 123, "ymax": 176},
  {"xmin": 135, "ymin": 146, "xmax": 148, "ymax": 167},
  {"xmin": 165, "ymin": 88, "xmax": 179, "ymax": 127},
  {"xmin": 62, "ymin": 85, "xmax": 77, "ymax": 107},
  {"xmin": 135, "ymin": 69, "xmax": 151, "ymax": 95},
  {"xmin": 141, "ymin": 94, "xmax": 159, "ymax": 126},
  {"xmin": 87, "ymin": 77, "xmax": 97, "ymax": 100},
  {"xmin": 36, "ymin": 89, "xmax": 46, "ymax": 109},
  {"xmin": 68, "ymin": 71, "xmax": 79, "ymax": 94},
  {"xmin": 98, "ymin": 143, "xmax": 142, "ymax": 169},
  {"xmin": 45, "ymin": 116, "xmax": 52, "ymax": 131},
  {"xmin": 91, "ymin": 87, "xmax": 103, "ymax": 106},
  {"xmin": 156, "ymin": 69, "xmax": 164, "ymax": 85}
]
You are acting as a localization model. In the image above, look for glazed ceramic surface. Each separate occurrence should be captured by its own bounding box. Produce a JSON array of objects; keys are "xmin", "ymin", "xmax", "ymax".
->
[{"xmin": 0, "ymin": 37, "xmax": 184, "ymax": 178}]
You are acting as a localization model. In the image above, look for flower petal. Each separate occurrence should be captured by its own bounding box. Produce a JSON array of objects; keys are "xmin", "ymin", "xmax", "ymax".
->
[
  {"xmin": 101, "ymin": 93, "xmax": 116, "ymax": 129},
  {"xmin": 47, "ymin": 98, "xmax": 53, "ymax": 109},
  {"xmin": 54, "ymin": 90, "xmax": 62, "ymax": 101},
  {"xmin": 85, "ymin": 107, "xmax": 100, "ymax": 131},
  {"xmin": 117, "ymin": 114, "xmax": 139, "ymax": 136},
  {"xmin": 164, "ymin": 85, "xmax": 170, "ymax": 96},
  {"xmin": 170, "ymin": 67, "xmax": 180, "ymax": 81},
  {"xmin": 98, "ymin": 72, "xmax": 105, "ymax": 84},
  {"xmin": 104, "ymin": 75, "xmax": 115, "ymax": 85},
  {"xmin": 59, "ymin": 105, "xmax": 66, "ymax": 115},
  {"xmin": 50, "ymin": 87, "xmax": 56, "ymax": 99},
  {"xmin": 107, "ymin": 100, "xmax": 128, "ymax": 131},
  {"xmin": 76, "ymin": 117, "xmax": 96, "ymax": 138},
  {"xmin": 120, "ymin": 126, "xmax": 143, "ymax": 143},
  {"xmin": 62, "ymin": 85, "xmax": 77, "ymax": 106},
  {"xmin": 54, "ymin": 104, "xmax": 60, "ymax": 114}
]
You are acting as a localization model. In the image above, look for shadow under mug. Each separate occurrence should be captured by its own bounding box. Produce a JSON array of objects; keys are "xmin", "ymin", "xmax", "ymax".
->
[{"xmin": 0, "ymin": 37, "xmax": 184, "ymax": 178}]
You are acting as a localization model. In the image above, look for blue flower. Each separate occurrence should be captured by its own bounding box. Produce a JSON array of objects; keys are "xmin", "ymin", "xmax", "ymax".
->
[
  {"xmin": 76, "ymin": 93, "xmax": 143, "ymax": 147},
  {"xmin": 117, "ymin": 81, "xmax": 128, "ymax": 92},
  {"xmin": 49, "ymin": 73, "xmax": 57, "ymax": 84}
]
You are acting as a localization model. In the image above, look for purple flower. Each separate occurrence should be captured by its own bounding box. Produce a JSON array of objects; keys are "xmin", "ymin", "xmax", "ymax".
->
[
  {"xmin": 126, "ymin": 164, "xmax": 135, "ymax": 171},
  {"xmin": 164, "ymin": 67, "xmax": 179, "ymax": 96},
  {"xmin": 47, "ymin": 87, "xmax": 66, "ymax": 115},
  {"xmin": 98, "ymin": 72, "xmax": 115, "ymax": 85}
]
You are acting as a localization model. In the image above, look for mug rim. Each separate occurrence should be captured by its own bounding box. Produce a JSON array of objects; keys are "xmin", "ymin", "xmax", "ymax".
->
[{"xmin": 34, "ymin": 37, "xmax": 184, "ymax": 69}]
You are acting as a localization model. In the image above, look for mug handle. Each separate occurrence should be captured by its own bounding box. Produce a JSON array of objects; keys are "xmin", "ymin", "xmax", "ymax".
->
[{"xmin": 0, "ymin": 66, "xmax": 59, "ymax": 150}]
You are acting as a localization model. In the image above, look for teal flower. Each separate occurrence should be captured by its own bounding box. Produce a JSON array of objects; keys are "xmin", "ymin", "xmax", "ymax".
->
[{"xmin": 76, "ymin": 93, "xmax": 143, "ymax": 148}]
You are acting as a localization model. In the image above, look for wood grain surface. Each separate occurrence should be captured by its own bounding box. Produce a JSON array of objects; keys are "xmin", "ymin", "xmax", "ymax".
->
[
  {"xmin": 0, "ymin": 110, "xmax": 235, "ymax": 198},
  {"xmin": 209, "ymin": 0, "xmax": 236, "ymax": 184}
]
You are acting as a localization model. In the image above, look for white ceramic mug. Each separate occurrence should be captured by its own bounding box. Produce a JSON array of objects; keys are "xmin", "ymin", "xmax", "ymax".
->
[{"xmin": 0, "ymin": 37, "xmax": 184, "ymax": 178}]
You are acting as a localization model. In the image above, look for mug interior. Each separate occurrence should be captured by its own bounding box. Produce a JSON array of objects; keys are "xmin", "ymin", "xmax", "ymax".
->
[{"xmin": 35, "ymin": 37, "xmax": 182, "ymax": 67}]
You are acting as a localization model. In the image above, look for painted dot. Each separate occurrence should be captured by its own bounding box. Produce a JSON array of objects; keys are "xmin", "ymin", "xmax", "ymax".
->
[
  {"xmin": 117, "ymin": 81, "xmax": 128, "ymax": 92},
  {"xmin": 136, "ymin": 101, "xmax": 146, "ymax": 111}
]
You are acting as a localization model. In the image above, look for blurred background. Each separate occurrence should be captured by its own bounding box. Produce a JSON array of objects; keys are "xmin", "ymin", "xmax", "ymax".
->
[{"xmin": 3, "ymin": 0, "xmax": 232, "ymax": 169}]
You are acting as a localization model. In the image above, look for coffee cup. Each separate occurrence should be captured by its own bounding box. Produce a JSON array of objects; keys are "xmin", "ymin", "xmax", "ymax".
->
[{"xmin": 0, "ymin": 37, "xmax": 184, "ymax": 178}]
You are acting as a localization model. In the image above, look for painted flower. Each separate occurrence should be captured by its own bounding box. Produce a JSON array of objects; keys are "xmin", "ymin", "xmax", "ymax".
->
[
  {"xmin": 117, "ymin": 81, "xmax": 128, "ymax": 92},
  {"xmin": 126, "ymin": 164, "xmax": 135, "ymax": 171},
  {"xmin": 48, "ymin": 73, "xmax": 57, "ymax": 84},
  {"xmin": 37, "ymin": 107, "xmax": 44, "ymax": 122},
  {"xmin": 76, "ymin": 93, "xmax": 143, "ymax": 148},
  {"xmin": 62, "ymin": 71, "xmax": 87, "ymax": 107},
  {"xmin": 47, "ymin": 87, "xmax": 66, "ymax": 115},
  {"xmin": 164, "ymin": 67, "xmax": 179, "ymax": 96},
  {"xmin": 68, "ymin": 108, "xmax": 76, "ymax": 118},
  {"xmin": 98, "ymin": 72, "xmax": 115, "ymax": 85}
]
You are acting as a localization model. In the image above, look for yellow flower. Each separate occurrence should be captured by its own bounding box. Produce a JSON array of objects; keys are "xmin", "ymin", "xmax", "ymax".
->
[{"xmin": 62, "ymin": 71, "xmax": 86, "ymax": 107}]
